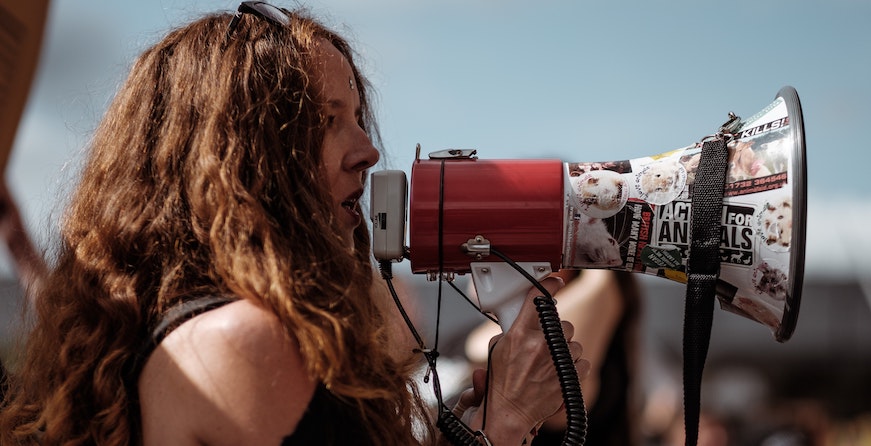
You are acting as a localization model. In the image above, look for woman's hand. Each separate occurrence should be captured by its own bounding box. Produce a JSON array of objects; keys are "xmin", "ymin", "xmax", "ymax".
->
[{"xmin": 453, "ymin": 277, "xmax": 591, "ymax": 444}]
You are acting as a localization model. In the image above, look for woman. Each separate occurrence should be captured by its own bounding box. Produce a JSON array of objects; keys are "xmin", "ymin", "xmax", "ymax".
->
[{"xmin": 0, "ymin": 3, "xmax": 587, "ymax": 445}]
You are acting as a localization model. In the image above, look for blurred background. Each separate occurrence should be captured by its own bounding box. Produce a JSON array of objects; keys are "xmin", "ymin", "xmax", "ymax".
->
[{"xmin": 2, "ymin": 1, "xmax": 870, "ymax": 444}]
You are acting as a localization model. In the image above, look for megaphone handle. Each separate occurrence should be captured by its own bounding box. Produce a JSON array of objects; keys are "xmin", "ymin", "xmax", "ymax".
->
[{"xmin": 470, "ymin": 262, "xmax": 553, "ymax": 330}]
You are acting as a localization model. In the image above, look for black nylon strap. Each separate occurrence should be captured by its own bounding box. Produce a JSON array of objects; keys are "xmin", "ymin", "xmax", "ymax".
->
[{"xmin": 683, "ymin": 138, "xmax": 728, "ymax": 446}]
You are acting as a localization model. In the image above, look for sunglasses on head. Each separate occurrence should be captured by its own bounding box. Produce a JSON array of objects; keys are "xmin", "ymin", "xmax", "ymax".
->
[{"xmin": 226, "ymin": 1, "xmax": 292, "ymax": 39}]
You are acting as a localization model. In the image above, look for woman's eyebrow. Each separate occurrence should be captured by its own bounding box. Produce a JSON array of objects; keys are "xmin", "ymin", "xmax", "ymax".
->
[
  {"xmin": 326, "ymin": 98, "xmax": 362, "ymax": 117},
  {"xmin": 326, "ymin": 98, "xmax": 346, "ymax": 108}
]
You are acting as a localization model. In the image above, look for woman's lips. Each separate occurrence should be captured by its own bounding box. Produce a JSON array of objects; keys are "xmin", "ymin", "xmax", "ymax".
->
[{"xmin": 341, "ymin": 191, "xmax": 363, "ymax": 227}]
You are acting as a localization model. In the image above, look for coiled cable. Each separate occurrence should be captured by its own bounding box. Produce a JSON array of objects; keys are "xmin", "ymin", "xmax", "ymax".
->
[
  {"xmin": 534, "ymin": 294, "xmax": 586, "ymax": 445},
  {"xmin": 435, "ymin": 292, "xmax": 586, "ymax": 446}
]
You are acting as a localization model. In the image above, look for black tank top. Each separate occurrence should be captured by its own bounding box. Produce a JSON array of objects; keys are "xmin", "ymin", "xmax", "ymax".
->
[
  {"xmin": 136, "ymin": 296, "xmax": 373, "ymax": 445},
  {"xmin": 280, "ymin": 385, "xmax": 372, "ymax": 445}
]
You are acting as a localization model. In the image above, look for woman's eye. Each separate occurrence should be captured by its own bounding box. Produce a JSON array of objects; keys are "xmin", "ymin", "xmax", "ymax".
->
[{"xmin": 326, "ymin": 115, "xmax": 337, "ymax": 126}]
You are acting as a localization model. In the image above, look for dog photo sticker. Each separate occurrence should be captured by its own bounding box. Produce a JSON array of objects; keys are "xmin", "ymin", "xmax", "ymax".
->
[
  {"xmin": 752, "ymin": 258, "xmax": 790, "ymax": 302},
  {"xmin": 756, "ymin": 195, "xmax": 793, "ymax": 252},
  {"xmin": 569, "ymin": 169, "xmax": 629, "ymax": 218},
  {"xmin": 634, "ymin": 159, "xmax": 687, "ymax": 205}
]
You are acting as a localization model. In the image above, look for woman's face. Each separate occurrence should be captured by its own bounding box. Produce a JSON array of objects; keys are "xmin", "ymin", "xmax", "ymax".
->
[{"xmin": 313, "ymin": 40, "xmax": 379, "ymax": 246}]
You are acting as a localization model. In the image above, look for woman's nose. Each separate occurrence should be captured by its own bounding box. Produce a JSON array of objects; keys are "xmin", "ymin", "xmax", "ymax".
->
[{"xmin": 346, "ymin": 128, "xmax": 380, "ymax": 172}]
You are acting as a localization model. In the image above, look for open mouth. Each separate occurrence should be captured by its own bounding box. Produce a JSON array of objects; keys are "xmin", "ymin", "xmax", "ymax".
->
[
  {"xmin": 340, "ymin": 189, "xmax": 364, "ymax": 221},
  {"xmin": 342, "ymin": 196, "xmax": 359, "ymax": 212}
]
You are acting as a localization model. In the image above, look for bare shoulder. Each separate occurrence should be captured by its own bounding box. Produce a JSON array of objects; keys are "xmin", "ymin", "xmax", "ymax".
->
[{"xmin": 139, "ymin": 299, "xmax": 316, "ymax": 446}]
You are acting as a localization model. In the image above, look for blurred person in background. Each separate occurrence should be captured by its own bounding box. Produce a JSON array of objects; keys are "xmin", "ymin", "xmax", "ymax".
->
[{"xmin": 0, "ymin": 180, "xmax": 48, "ymax": 403}]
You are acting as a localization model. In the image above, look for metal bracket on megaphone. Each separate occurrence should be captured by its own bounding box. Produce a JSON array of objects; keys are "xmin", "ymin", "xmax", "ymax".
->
[
  {"xmin": 720, "ymin": 111, "xmax": 743, "ymax": 134},
  {"xmin": 461, "ymin": 235, "xmax": 490, "ymax": 260},
  {"xmin": 428, "ymin": 148, "xmax": 478, "ymax": 160},
  {"xmin": 696, "ymin": 111, "xmax": 743, "ymax": 147}
]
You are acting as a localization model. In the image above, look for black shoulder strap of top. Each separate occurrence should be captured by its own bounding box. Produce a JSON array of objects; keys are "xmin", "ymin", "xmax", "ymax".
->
[
  {"xmin": 146, "ymin": 296, "xmax": 238, "ymax": 356},
  {"xmin": 126, "ymin": 295, "xmax": 237, "ymax": 384}
]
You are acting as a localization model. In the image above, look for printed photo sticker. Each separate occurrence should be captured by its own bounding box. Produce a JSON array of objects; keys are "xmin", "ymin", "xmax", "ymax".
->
[
  {"xmin": 634, "ymin": 159, "xmax": 687, "ymax": 205},
  {"xmin": 569, "ymin": 169, "xmax": 629, "ymax": 218},
  {"xmin": 568, "ymin": 215, "xmax": 623, "ymax": 267},
  {"xmin": 752, "ymin": 259, "xmax": 790, "ymax": 302},
  {"xmin": 756, "ymin": 195, "xmax": 793, "ymax": 252}
]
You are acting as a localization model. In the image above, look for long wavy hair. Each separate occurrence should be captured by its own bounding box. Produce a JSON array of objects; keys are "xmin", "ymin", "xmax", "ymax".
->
[{"xmin": 0, "ymin": 8, "xmax": 429, "ymax": 445}]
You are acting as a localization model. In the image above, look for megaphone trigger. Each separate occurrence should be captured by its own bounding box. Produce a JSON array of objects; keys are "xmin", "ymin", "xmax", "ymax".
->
[{"xmin": 469, "ymin": 261, "xmax": 553, "ymax": 331}]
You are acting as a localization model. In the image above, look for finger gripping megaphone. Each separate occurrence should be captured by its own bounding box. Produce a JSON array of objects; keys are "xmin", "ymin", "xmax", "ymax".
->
[{"xmin": 371, "ymin": 86, "xmax": 806, "ymax": 342}]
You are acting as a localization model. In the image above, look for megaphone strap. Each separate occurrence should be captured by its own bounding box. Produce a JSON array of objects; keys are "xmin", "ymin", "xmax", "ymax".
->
[{"xmin": 683, "ymin": 137, "xmax": 729, "ymax": 446}]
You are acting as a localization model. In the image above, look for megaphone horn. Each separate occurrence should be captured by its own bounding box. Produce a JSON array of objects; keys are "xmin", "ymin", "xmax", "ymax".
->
[{"xmin": 372, "ymin": 86, "xmax": 806, "ymax": 343}]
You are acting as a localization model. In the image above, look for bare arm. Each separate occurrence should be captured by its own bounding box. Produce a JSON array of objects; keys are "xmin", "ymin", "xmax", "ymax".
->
[{"xmin": 139, "ymin": 299, "xmax": 316, "ymax": 446}]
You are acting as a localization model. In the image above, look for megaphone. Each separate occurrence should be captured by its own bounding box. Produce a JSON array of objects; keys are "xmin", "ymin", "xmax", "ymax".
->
[{"xmin": 372, "ymin": 86, "xmax": 806, "ymax": 343}]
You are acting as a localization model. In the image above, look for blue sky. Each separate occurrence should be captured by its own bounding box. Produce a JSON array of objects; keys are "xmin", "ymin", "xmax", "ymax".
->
[{"xmin": 6, "ymin": 0, "xmax": 871, "ymax": 280}]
